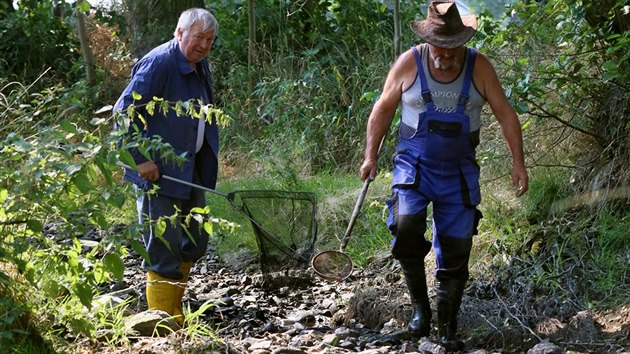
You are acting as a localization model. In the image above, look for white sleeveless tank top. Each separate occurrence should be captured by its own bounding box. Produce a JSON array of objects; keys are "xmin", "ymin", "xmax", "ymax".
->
[{"xmin": 400, "ymin": 44, "xmax": 485, "ymax": 132}]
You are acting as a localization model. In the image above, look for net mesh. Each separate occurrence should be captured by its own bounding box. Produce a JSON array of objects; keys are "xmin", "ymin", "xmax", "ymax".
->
[{"xmin": 228, "ymin": 190, "xmax": 317, "ymax": 289}]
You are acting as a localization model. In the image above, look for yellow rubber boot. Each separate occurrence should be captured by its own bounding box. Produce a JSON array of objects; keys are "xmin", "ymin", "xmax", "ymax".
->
[
  {"xmin": 146, "ymin": 271, "xmax": 177, "ymax": 316},
  {"xmin": 173, "ymin": 262, "xmax": 193, "ymax": 326}
]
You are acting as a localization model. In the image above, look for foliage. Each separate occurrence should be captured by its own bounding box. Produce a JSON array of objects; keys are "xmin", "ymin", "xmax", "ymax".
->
[
  {"xmin": 0, "ymin": 1, "xmax": 81, "ymax": 88},
  {"xmin": 475, "ymin": 0, "xmax": 629, "ymax": 191},
  {"xmin": 122, "ymin": 0, "xmax": 204, "ymax": 58},
  {"xmin": 1, "ymin": 0, "xmax": 629, "ymax": 351},
  {"xmin": 0, "ymin": 77, "xmax": 232, "ymax": 349},
  {"xmin": 466, "ymin": 0, "xmax": 630, "ymax": 313},
  {"xmin": 0, "ymin": 82, "xmax": 133, "ymax": 343},
  {"xmin": 210, "ymin": 0, "xmax": 424, "ymax": 174}
]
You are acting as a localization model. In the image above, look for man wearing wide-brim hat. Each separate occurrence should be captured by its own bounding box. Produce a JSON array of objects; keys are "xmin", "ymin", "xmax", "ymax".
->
[{"xmin": 360, "ymin": 0, "xmax": 528, "ymax": 351}]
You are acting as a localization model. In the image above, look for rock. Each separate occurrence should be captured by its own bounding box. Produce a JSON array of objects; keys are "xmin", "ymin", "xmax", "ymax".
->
[
  {"xmin": 322, "ymin": 332, "xmax": 339, "ymax": 345},
  {"xmin": 249, "ymin": 339, "xmax": 273, "ymax": 351},
  {"xmin": 334, "ymin": 326, "xmax": 359, "ymax": 339},
  {"xmin": 271, "ymin": 347, "xmax": 307, "ymax": 354},
  {"xmin": 95, "ymin": 247, "xmax": 628, "ymax": 354},
  {"xmin": 92, "ymin": 294, "xmax": 133, "ymax": 316},
  {"xmin": 287, "ymin": 310, "xmax": 316, "ymax": 326},
  {"xmin": 527, "ymin": 340, "xmax": 564, "ymax": 354},
  {"xmin": 418, "ymin": 340, "xmax": 446, "ymax": 354},
  {"xmin": 124, "ymin": 310, "xmax": 179, "ymax": 336},
  {"xmin": 568, "ymin": 310, "xmax": 599, "ymax": 342}
]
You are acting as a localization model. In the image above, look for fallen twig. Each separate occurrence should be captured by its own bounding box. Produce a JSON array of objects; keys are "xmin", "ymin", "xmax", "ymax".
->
[{"xmin": 493, "ymin": 287, "xmax": 542, "ymax": 341}]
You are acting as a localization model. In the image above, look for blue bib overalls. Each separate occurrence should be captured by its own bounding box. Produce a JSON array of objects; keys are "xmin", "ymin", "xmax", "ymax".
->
[{"xmin": 387, "ymin": 46, "xmax": 482, "ymax": 282}]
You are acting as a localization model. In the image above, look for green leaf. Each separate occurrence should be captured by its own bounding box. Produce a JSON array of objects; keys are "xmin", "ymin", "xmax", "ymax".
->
[
  {"xmin": 89, "ymin": 117, "xmax": 106, "ymax": 126},
  {"xmin": 203, "ymin": 221, "xmax": 213, "ymax": 235},
  {"xmin": 132, "ymin": 91, "xmax": 142, "ymax": 101},
  {"xmin": 118, "ymin": 150, "xmax": 136, "ymax": 169},
  {"xmin": 104, "ymin": 253, "xmax": 125, "ymax": 280},
  {"xmin": 515, "ymin": 101, "xmax": 529, "ymax": 114},
  {"xmin": 26, "ymin": 220, "xmax": 43, "ymax": 233},
  {"xmin": 155, "ymin": 219, "xmax": 167, "ymax": 237},
  {"xmin": 76, "ymin": 0, "xmax": 91, "ymax": 13},
  {"xmin": 74, "ymin": 281, "xmax": 93, "ymax": 308},
  {"xmin": 160, "ymin": 100, "xmax": 170, "ymax": 116},
  {"xmin": 59, "ymin": 120, "xmax": 79, "ymax": 134},
  {"xmin": 191, "ymin": 206, "xmax": 209, "ymax": 214},
  {"xmin": 93, "ymin": 262, "xmax": 107, "ymax": 283},
  {"xmin": 146, "ymin": 101, "xmax": 156, "ymax": 116},
  {"xmin": 175, "ymin": 101, "xmax": 185, "ymax": 117},
  {"xmin": 602, "ymin": 60, "xmax": 616, "ymax": 70},
  {"xmin": 94, "ymin": 105, "xmax": 112, "ymax": 114},
  {"xmin": 92, "ymin": 213, "xmax": 107, "ymax": 229},
  {"xmin": 130, "ymin": 240, "xmax": 151, "ymax": 266},
  {"xmin": 72, "ymin": 173, "xmax": 93, "ymax": 193},
  {"xmin": 0, "ymin": 189, "xmax": 7, "ymax": 203},
  {"xmin": 108, "ymin": 193, "xmax": 126, "ymax": 209}
]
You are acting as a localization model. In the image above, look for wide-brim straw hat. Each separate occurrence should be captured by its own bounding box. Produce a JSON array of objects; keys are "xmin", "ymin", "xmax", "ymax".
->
[{"xmin": 410, "ymin": 1, "xmax": 478, "ymax": 49}]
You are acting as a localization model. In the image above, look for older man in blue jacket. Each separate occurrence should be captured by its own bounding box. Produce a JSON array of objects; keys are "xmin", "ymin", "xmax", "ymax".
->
[{"xmin": 114, "ymin": 8, "xmax": 219, "ymax": 326}]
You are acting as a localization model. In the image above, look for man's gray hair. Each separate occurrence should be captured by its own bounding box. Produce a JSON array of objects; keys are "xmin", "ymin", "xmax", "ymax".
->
[{"xmin": 173, "ymin": 8, "xmax": 218, "ymax": 38}]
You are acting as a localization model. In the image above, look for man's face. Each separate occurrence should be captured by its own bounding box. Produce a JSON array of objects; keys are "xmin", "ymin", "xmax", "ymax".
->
[
  {"xmin": 428, "ymin": 45, "xmax": 462, "ymax": 72},
  {"xmin": 177, "ymin": 21, "xmax": 215, "ymax": 65}
]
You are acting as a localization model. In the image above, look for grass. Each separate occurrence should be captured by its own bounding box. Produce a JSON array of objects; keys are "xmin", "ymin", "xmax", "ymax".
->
[
  {"xmin": 590, "ymin": 205, "xmax": 630, "ymax": 302},
  {"xmin": 209, "ymin": 171, "xmax": 394, "ymax": 268}
]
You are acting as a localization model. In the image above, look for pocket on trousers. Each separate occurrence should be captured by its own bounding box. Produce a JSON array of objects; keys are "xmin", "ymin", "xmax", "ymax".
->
[
  {"xmin": 459, "ymin": 160, "xmax": 481, "ymax": 207},
  {"xmin": 385, "ymin": 191, "xmax": 399, "ymax": 234},
  {"xmin": 391, "ymin": 150, "xmax": 419, "ymax": 188}
]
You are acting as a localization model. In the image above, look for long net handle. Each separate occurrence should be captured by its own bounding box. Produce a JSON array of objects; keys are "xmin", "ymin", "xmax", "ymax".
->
[
  {"xmin": 119, "ymin": 161, "xmax": 314, "ymax": 263},
  {"xmin": 116, "ymin": 162, "xmax": 228, "ymax": 197}
]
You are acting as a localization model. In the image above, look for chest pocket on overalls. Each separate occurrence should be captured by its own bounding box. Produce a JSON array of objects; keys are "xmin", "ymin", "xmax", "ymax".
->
[
  {"xmin": 421, "ymin": 109, "xmax": 471, "ymax": 161},
  {"xmin": 428, "ymin": 120, "xmax": 462, "ymax": 138}
]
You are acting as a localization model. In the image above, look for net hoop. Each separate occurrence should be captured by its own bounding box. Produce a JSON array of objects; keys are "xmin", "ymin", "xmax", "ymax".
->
[{"xmin": 311, "ymin": 250, "xmax": 353, "ymax": 281}]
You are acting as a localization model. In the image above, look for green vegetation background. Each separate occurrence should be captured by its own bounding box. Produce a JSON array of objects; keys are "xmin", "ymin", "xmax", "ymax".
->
[{"xmin": 0, "ymin": 0, "xmax": 628, "ymax": 352}]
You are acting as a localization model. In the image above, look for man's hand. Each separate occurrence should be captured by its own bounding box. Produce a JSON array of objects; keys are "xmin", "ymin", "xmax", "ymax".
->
[
  {"xmin": 359, "ymin": 159, "xmax": 377, "ymax": 182},
  {"xmin": 513, "ymin": 164, "xmax": 528, "ymax": 197},
  {"xmin": 137, "ymin": 161, "xmax": 160, "ymax": 182}
]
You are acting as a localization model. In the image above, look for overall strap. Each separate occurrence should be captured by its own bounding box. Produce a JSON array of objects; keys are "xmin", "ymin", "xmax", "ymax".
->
[
  {"xmin": 457, "ymin": 48, "xmax": 477, "ymax": 113},
  {"xmin": 412, "ymin": 46, "xmax": 435, "ymax": 110}
]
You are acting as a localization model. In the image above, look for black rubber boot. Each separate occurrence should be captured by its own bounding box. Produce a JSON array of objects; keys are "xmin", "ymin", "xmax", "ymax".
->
[
  {"xmin": 399, "ymin": 259, "xmax": 432, "ymax": 337},
  {"xmin": 436, "ymin": 279, "xmax": 466, "ymax": 352}
]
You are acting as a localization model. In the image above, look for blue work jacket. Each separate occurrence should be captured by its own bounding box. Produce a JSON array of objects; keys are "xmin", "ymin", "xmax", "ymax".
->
[{"xmin": 114, "ymin": 38, "xmax": 219, "ymax": 199}]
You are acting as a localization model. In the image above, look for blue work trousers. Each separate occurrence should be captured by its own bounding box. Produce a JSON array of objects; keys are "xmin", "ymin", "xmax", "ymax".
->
[
  {"xmin": 387, "ymin": 156, "xmax": 481, "ymax": 281},
  {"xmin": 136, "ymin": 169, "xmax": 208, "ymax": 280}
]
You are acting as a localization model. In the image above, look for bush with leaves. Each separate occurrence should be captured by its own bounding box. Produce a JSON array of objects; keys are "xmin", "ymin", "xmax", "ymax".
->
[
  {"xmin": 475, "ymin": 0, "xmax": 629, "ymax": 194},
  {"xmin": 209, "ymin": 0, "xmax": 428, "ymax": 175},
  {"xmin": 0, "ymin": 76, "xmax": 232, "ymax": 348},
  {"xmin": 470, "ymin": 0, "xmax": 630, "ymax": 310},
  {"xmin": 0, "ymin": 1, "xmax": 81, "ymax": 88}
]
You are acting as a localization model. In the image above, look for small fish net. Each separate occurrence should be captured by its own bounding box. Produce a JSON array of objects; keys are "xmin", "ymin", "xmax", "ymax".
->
[{"xmin": 227, "ymin": 190, "xmax": 318, "ymax": 289}]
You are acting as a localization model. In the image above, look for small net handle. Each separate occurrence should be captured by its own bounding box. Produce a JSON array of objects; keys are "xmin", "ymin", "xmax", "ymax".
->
[
  {"xmin": 340, "ymin": 177, "xmax": 372, "ymax": 252},
  {"xmin": 339, "ymin": 134, "xmax": 385, "ymax": 251}
]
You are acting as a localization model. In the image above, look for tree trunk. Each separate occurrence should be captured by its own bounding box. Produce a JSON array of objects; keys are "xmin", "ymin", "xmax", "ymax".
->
[
  {"xmin": 248, "ymin": 0, "xmax": 256, "ymax": 94},
  {"xmin": 393, "ymin": 0, "xmax": 402, "ymax": 57},
  {"xmin": 123, "ymin": 0, "xmax": 204, "ymax": 59},
  {"xmin": 76, "ymin": 1, "xmax": 95, "ymax": 85}
]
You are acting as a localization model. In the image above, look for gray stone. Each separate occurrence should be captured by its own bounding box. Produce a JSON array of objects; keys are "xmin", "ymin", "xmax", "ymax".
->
[{"xmin": 124, "ymin": 310, "xmax": 179, "ymax": 337}]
